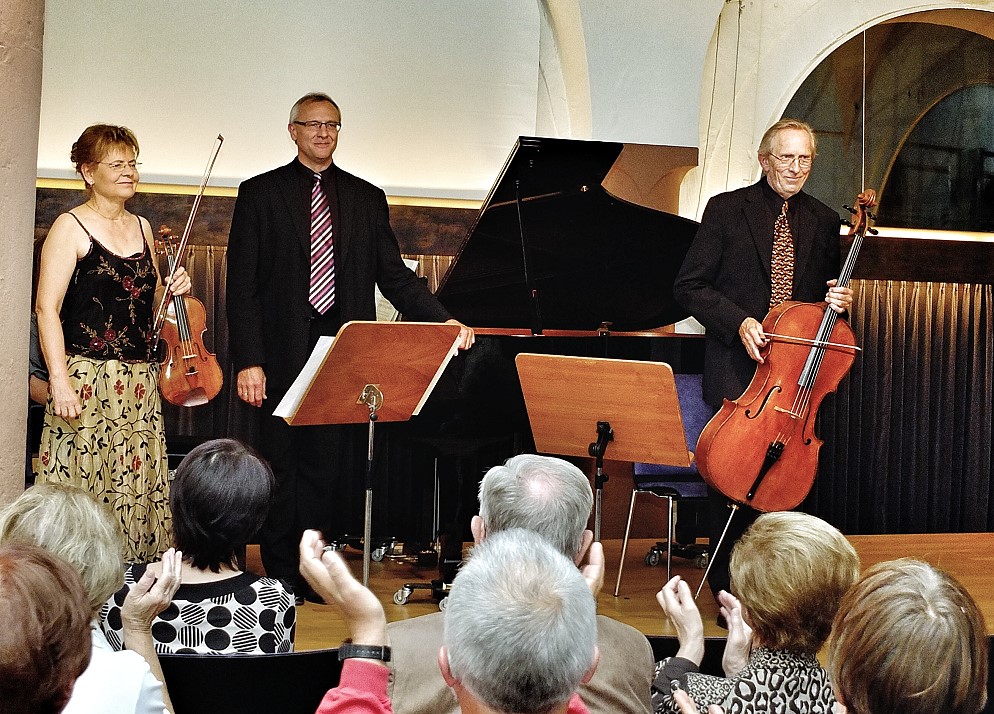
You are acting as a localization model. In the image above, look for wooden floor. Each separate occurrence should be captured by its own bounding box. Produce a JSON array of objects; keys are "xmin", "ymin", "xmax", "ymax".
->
[{"xmin": 263, "ymin": 532, "xmax": 994, "ymax": 651}]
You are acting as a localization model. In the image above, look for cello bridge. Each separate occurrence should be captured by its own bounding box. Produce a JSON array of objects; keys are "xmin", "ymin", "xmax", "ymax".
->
[{"xmin": 773, "ymin": 406, "xmax": 803, "ymax": 419}]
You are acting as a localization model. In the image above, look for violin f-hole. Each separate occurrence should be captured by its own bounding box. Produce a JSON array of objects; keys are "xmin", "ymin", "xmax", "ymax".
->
[{"xmin": 745, "ymin": 384, "xmax": 781, "ymax": 419}]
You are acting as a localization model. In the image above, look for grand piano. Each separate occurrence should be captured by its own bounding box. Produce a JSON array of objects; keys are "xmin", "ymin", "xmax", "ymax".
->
[
  {"xmin": 397, "ymin": 136, "xmax": 705, "ymax": 548},
  {"xmin": 439, "ymin": 135, "xmax": 701, "ymax": 333}
]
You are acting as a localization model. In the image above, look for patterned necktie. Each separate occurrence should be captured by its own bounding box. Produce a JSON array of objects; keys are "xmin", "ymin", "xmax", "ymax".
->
[
  {"xmin": 309, "ymin": 172, "xmax": 336, "ymax": 313},
  {"xmin": 769, "ymin": 200, "xmax": 794, "ymax": 308}
]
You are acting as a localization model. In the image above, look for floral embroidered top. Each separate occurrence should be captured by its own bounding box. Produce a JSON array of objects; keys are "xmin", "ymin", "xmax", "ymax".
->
[{"xmin": 61, "ymin": 213, "xmax": 158, "ymax": 362}]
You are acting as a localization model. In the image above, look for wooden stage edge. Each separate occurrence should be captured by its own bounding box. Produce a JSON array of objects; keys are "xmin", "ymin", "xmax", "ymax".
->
[{"xmin": 275, "ymin": 533, "xmax": 994, "ymax": 651}]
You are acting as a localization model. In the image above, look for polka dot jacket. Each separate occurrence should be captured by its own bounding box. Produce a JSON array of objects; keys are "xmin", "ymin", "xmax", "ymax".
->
[{"xmin": 101, "ymin": 564, "xmax": 296, "ymax": 654}]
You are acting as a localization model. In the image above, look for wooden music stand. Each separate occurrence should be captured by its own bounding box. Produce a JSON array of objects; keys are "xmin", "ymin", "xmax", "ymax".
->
[
  {"xmin": 515, "ymin": 354, "xmax": 692, "ymax": 541},
  {"xmin": 274, "ymin": 321, "xmax": 462, "ymax": 586}
]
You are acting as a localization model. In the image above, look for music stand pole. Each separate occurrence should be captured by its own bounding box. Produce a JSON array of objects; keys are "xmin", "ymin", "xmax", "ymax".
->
[
  {"xmin": 358, "ymin": 385, "xmax": 383, "ymax": 587},
  {"xmin": 587, "ymin": 421, "xmax": 614, "ymax": 542}
]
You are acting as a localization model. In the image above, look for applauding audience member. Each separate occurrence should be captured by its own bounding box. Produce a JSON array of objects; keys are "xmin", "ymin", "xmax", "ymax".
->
[
  {"xmin": 652, "ymin": 511, "xmax": 859, "ymax": 714},
  {"xmin": 102, "ymin": 439, "xmax": 295, "ymax": 654},
  {"xmin": 300, "ymin": 527, "xmax": 598, "ymax": 714},
  {"xmin": 0, "ymin": 484, "xmax": 180, "ymax": 714},
  {"xmin": 0, "ymin": 544, "xmax": 92, "ymax": 714},
  {"xmin": 389, "ymin": 454, "xmax": 652, "ymax": 714},
  {"xmin": 828, "ymin": 558, "xmax": 987, "ymax": 714}
]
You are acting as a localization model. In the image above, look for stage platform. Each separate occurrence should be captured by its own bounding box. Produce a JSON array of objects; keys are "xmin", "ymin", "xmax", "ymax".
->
[{"xmin": 281, "ymin": 532, "xmax": 994, "ymax": 650}]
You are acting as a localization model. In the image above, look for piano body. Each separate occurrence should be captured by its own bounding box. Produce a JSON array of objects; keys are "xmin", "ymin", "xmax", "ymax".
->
[{"xmin": 399, "ymin": 136, "xmax": 705, "ymax": 543}]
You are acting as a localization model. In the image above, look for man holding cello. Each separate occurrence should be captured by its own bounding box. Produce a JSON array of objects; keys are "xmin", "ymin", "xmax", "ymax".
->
[{"xmin": 672, "ymin": 118, "xmax": 857, "ymax": 606}]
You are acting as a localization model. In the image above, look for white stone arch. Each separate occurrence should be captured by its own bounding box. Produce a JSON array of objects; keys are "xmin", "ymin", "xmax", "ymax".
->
[{"xmin": 685, "ymin": 0, "xmax": 994, "ymax": 220}]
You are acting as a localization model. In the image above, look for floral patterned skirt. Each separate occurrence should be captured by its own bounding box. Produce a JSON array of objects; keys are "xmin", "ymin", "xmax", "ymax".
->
[{"xmin": 37, "ymin": 355, "xmax": 171, "ymax": 563}]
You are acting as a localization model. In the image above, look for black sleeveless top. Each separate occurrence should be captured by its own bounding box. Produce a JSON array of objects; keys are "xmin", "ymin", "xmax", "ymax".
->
[{"xmin": 60, "ymin": 213, "xmax": 158, "ymax": 362}]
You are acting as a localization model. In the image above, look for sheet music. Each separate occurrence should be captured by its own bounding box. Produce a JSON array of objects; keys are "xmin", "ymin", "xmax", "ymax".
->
[
  {"xmin": 273, "ymin": 335, "xmax": 335, "ymax": 419},
  {"xmin": 374, "ymin": 258, "xmax": 420, "ymax": 322}
]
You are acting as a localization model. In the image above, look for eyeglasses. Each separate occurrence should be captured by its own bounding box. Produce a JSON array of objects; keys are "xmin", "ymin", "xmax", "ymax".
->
[
  {"xmin": 293, "ymin": 120, "xmax": 342, "ymax": 131},
  {"xmin": 768, "ymin": 153, "xmax": 813, "ymax": 169},
  {"xmin": 98, "ymin": 160, "xmax": 141, "ymax": 172}
]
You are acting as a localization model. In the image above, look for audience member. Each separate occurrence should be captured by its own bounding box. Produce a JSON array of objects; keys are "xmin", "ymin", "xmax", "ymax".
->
[
  {"xmin": 102, "ymin": 439, "xmax": 295, "ymax": 654},
  {"xmin": 388, "ymin": 453, "xmax": 654, "ymax": 713},
  {"xmin": 828, "ymin": 558, "xmax": 988, "ymax": 714},
  {"xmin": 652, "ymin": 511, "xmax": 859, "ymax": 714},
  {"xmin": 0, "ymin": 483, "xmax": 181, "ymax": 714},
  {"xmin": 0, "ymin": 543, "xmax": 92, "ymax": 713},
  {"xmin": 300, "ymin": 527, "xmax": 599, "ymax": 714}
]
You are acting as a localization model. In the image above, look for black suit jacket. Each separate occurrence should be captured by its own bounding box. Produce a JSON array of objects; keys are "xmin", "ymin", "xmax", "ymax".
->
[
  {"xmin": 226, "ymin": 160, "xmax": 451, "ymax": 407},
  {"xmin": 673, "ymin": 180, "xmax": 842, "ymax": 409}
]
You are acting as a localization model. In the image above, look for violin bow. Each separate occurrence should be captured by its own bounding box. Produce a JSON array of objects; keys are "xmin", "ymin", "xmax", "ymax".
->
[{"xmin": 151, "ymin": 134, "xmax": 224, "ymax": 343}]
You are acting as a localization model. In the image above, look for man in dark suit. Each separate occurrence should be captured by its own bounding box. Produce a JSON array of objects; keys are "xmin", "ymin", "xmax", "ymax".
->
[
  {"xmin": 226, "ymin": 92, "xmax": 473, "ymax": 597},
  {"xmin": 672, "ymin": 119, "xmax": 854, "ymax": 602}
]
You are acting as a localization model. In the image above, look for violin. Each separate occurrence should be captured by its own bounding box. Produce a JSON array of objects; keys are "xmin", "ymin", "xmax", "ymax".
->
[
  {"xmin": 695, "ymin": 191, "xmax": 877, "ymax": 512},
  {"xmin": 156, "ymin": 226, "xmax": 223, "ymax": 407},
  {"xmin": 151, "ymin": 135, "xmax": 224, "ymax": 407}
]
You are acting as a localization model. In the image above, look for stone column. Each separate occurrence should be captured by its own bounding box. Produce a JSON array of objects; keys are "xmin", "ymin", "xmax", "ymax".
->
[{"xmin": 0, "ymin": 0, "xmax": 45, "ymax": 506}]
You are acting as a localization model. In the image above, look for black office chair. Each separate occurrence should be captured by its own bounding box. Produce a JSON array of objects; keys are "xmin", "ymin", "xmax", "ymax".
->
[
  {"xmin": 159, "ymin": 648, "xmax": 341, "ymax": 714},
  {"xmin": 614, "ymin": 373, "xmax": 711, "ymax": 596}
]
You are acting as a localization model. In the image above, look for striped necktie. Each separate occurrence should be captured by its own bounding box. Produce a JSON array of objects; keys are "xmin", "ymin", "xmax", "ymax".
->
[
  {"xmin": 309, "ymin": 172, "xmax": 336, "ymax": 313},
  {"xmin": 769, "ymin": 200, "xmax": 794, "ymax": 308}
]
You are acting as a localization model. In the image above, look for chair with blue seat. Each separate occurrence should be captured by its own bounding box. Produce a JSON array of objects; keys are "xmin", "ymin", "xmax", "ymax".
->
[{"xmin": 613, "ymin": 372, "xmax": 713, "ymax": 596}]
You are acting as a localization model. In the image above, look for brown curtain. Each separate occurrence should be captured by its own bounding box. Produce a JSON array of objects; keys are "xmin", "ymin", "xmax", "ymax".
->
[{"xmin": 806, "ymin": 279, "xmax": 994, "ymax": 534}]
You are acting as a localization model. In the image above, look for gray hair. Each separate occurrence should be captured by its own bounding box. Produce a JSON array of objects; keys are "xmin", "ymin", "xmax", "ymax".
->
[
  {"xmin": 0, "ymin": 483, "xmax": 124, "ymax": 615},
  {"xmin": 289, "ymin": 92, "xmax": 340, "ymax": 123},
  {"xmin": 758, "ymin": 118, "xmax": 818, "ymax": 158},
  {"xmin": 478, "ymin": 454, "xmax": 593, "ymax": 559},
  {"xmin": 444, "ymin": 529, "xmax": 597, "ymax": 714}
]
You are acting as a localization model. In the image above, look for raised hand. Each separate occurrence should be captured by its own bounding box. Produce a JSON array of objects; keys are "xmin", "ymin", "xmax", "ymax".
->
[
  {"xmin": 299, "ymin": 529, "xmax": 387, "ymax": 645},
  {"xmin": 657, "ymin": 575, "xmax": 705, "ymax": 665},
  {"xmin": 122, "ymin": 547, "xmax": 182, "ymax": 634},
  {"xmin": 717, "ymin": 590, "xmax": 753, "ymax": 677}
]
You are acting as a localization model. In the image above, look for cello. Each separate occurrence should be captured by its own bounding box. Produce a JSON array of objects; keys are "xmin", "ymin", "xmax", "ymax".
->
[
  {"xmin": 152, "ymin": 135, "xmax": 224, "ymax": 407},
  {"xmin": 695, "ymin": 191, "xmax": 876, "ymax": 512}
]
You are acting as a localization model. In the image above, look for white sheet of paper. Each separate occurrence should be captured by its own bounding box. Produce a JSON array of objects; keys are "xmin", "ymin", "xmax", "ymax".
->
[{"xmin": 273, "ymin": 335, "xmax": 336, "ymax": 419}]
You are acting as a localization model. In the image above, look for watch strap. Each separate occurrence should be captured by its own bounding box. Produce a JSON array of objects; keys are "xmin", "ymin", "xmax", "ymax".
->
[{"xmin": 338, "ymin": 642, "xmax": 392, "ymax": 662}]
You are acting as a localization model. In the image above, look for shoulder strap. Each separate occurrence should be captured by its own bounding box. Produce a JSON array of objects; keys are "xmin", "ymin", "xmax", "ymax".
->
[{"xmin": 66, "ymin": 211, "xmax": 96, "ymax": 242}]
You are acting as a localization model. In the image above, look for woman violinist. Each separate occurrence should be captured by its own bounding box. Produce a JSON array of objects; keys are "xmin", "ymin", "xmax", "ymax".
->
[
  {"xmin": 35, "ymin": 124, "xmax": 191, "ymax": 563},
  {"xmin": 672, "ymin": 119, "xmax": 869, "ymax": 605}
]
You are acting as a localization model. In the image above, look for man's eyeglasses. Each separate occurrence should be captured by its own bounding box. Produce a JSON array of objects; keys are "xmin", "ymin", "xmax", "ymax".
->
[
  {"xmin": 768, "ymin": 153, "xmax": 813, "ymax": 169},
  {"xmin": 98, "ymin": 160, "xmax": 141, "ymax": 172},
  {"xmin": 293, "ymin": 120, "xmax": 342, "ymax": 132}
]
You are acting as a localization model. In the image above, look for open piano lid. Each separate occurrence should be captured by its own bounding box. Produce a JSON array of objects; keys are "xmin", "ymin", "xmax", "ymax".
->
[{"xmin": 436, "ymin": 136, "xmax": 700, "ymax": 332}]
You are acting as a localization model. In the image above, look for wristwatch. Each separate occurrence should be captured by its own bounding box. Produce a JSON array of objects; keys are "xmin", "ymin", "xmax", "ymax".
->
[{"xmin": 338, "ymin": 642, "xmax": 392, "ymax": 662}]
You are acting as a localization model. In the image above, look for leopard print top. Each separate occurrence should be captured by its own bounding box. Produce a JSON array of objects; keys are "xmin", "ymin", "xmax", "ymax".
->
[{"xmin": 652, "ymin": 647, "xmax": 836, "ymax": 714}]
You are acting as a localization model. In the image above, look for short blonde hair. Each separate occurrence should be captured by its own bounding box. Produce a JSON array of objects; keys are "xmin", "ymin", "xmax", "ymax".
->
[
  {"xmin": 730, "ymin": 511, "xmax": 859, "ymax": 653},
  {"xmin": 829, "ymin": 559, "xmax": 987, "ymax": 714},
  {"xmin": 0, "ymin": 484, "xmax": 125, "ymax": 614}
]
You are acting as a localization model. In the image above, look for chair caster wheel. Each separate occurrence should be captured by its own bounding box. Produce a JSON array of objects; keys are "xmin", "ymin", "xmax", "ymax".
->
[
  {"xmin": 644, "ymin": 550, "xmax": 661, "ymax": 567},
  {"xmin": 393, "ymin": 588, "xmax": 411, "ymax": 605}
]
